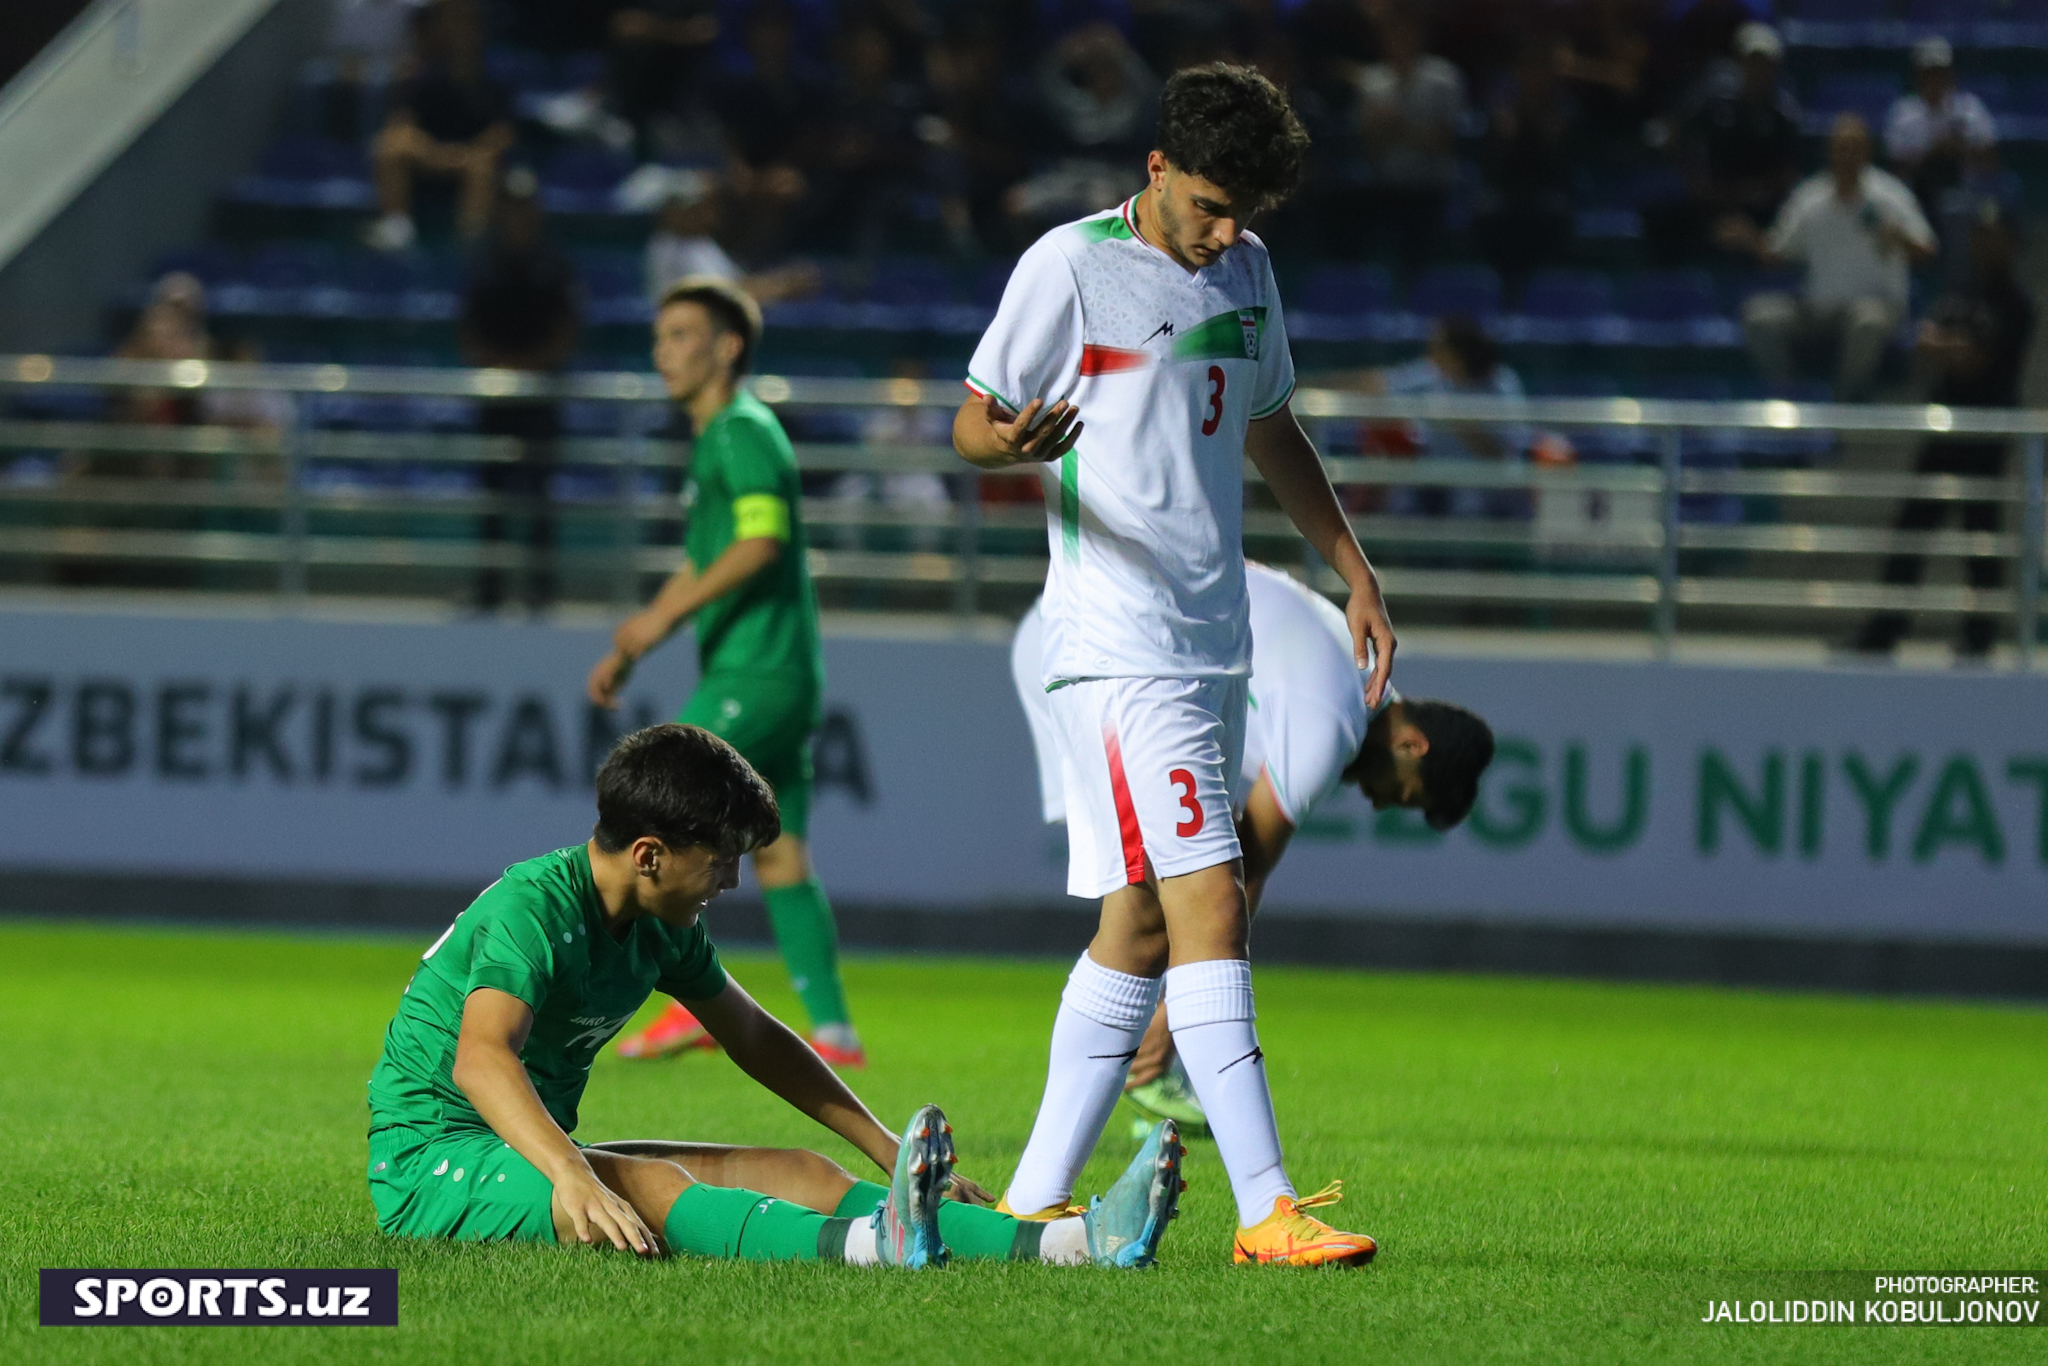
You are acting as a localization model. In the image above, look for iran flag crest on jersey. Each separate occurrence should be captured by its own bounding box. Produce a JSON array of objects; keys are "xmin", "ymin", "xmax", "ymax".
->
[{"xmin": 1238, "ymin": 309, "xmax": 1260, "ymax": 359}]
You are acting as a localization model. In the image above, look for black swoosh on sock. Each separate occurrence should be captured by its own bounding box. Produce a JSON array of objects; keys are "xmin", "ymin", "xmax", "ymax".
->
[
  {"xmin": 1088, "ymin": 1048, "xmax": 1141, "ymax": 1062},
  {"xmin": 1218, "ymin": 1046, "xmax": 1264, "ymax": 1073}
]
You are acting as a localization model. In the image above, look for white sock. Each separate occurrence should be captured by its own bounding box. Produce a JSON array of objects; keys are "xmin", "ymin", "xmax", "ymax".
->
[
  {"xmin": 842, "ymin": 1213, "xmax": 880, "ymax": 1266},
  {"xmin": 1002, "ymin": 953, "xmax": 1163, "ymax": 1214},
  {"xmin": 1165, "ymin": 959, "xmax": 1294, "ymax": 1227},
  {"xmin": 1039, "ymin": 1216, "xmax": 1091, "ymax": 1265},
  {"xmin": 813, "ymin": 1022, "xmax": 860, "ymax": 1052}
]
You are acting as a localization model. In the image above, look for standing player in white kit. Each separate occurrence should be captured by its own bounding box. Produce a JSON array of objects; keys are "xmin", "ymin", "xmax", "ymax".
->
[
  {"xmin": 1014, "ymin": 560, "xmax": 1498, "ymax": 1132},
  {"xmin": 953, "ymin": 65, "xmax": 1398, "ymax": 1265}
]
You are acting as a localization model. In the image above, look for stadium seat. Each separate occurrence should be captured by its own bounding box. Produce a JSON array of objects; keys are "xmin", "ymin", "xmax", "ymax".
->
[
  {"xmin": 540, "ymin": 147, "xmax": 633, "ymax": 214},
  {"xmin": 1407, "ymin": 265, "xmax": 1501, "ymax": 322},
  {"xmin": 1623, "ymin": 270, "xmax": 1734, "ymax": 347},
  {"xmin": 1298, "ymin": 265, "xmax": 1394, "ymax": 316},
  {"xmin": 1516, "ymin": 270, "xmax": 1620, "ymax": 344}
]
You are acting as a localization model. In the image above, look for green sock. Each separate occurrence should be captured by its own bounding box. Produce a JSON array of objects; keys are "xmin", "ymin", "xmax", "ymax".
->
[
  {"xmin": 832, "ymin": 1180, "xmax": 1045, "ymax": 1261},
  {"xmin": 763, "ymin": 879, "xmax": 851, "ymax": 1029},
  {"xmin": 663, "ymin": 1183, "xmax": 850, "ymax": 1262}
]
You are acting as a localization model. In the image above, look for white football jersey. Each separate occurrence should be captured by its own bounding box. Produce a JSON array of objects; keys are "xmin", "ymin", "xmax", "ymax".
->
[
  {"xmin": 1014, "ymin": 561, "xmax": 1390, "ymax": 829},
  {"xmin": 968, "ymin": 195, "xmax": 1297, "ymax": 683},
  {"xmin": 1239, "ymin": 561, "xmax": 1392, "ymax": 824}
]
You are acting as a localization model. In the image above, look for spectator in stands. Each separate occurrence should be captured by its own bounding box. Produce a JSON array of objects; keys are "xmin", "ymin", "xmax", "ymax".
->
[
  {"xmin": 923, "ymin": 21, "xmax": 1042, "ymax": 253},
  {"xmin": 607, "ymin": 2, "xmax": 722, "ymax": 156},
  {"xmin": 1640, "ymin": 0, "xmax": 1761, "ymax": 120},
  {"xmin": 1005, "ymin": 24, "xmax": 1157, "ymax": 236},
  {"xmin": 1339, "ymin": 314, "xmax": 1531, "ymax": 519},
  {"xmin": 712, "ymin": 2, "xmax": 827, "ymax": 262},
  {"xmin": 113, "ymin": 273, "xmax": 211, "ymax": 427},
  {"xmin": 809, "ymin": 18, "xmax": 926, "ymax": 257},
  {"xmin": 642, "ymin": 170, "xmax": 820, "ymax": 305},
  {"xmin": 460, "ymin": 169, "xmax": 582, "ymax": 615},
  {"xmin": 1854, "ymin": 203, "xmax": 2035, "ymax": 661},
  {"xmin": 1647, "ymin": 21, "xmax": 1800, "ymax": 265},
  {"xmin": 1719, "ymin": 114, "xmax": 1936, "ymax": 401},
  {"xmin": 1551, "ymin": 0, "xmax": 1653, "ymax": 139},
  {"xmin": 1355, "ymin": 7, "xmax": 1465, "ymax": 270},
  {"xmin": 1884, "ymin": 37, "xmax": 1998, "ymax": 222},
  {"xmin": 1473, "ymin": 44, "xmax": 1580, "ymax": 294},
  {"xmin": 319, "ymin": 0, "xmax": 415, "ymax": 146},
  {"xmin": 367, "ymin": 0, "xmax": 512, "ymax": 250}
]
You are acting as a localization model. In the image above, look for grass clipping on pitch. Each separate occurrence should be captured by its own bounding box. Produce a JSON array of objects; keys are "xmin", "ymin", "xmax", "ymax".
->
[{"xmin": 0, "ymin": 921, "xmax": 2042, "ymax": 1366}]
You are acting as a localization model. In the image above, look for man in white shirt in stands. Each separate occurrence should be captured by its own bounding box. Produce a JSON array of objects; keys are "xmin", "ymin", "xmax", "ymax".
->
[
  {"xmin": 953, "ymin": 64, "xmax": 1398, "ymax": 1266},
  {"xmin": 1013, "ymin": 561, "xmax": 1496, "ymax": 1133},
  {"xmin": 1884, "ymin": 37, "xmax": 1998, "ymax": 216},
  {"xmin": 1719, "ymin": 113, "xmax": 1936, "ymax": 400}
]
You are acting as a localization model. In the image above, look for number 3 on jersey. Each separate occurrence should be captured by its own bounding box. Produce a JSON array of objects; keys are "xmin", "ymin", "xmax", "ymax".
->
[
  {"xmin": 1201, "ymin": 366, "xmax": 1225, "ymax": 436},
  {"xmin": 1170, "ymin": 767, "xmax": 1205, "ymax": 836}
]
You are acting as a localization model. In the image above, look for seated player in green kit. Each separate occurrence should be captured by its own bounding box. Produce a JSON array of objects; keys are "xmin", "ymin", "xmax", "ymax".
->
[{"xmin": 366, "ymin": 722, "xmax": 1183, "ymax": 1267}]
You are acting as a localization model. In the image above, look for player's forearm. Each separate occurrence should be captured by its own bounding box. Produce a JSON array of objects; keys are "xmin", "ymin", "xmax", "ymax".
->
[
  {"xmin": 1247, "ymin": 408, "xmax": 1370, "ymax": 584},
  {"xmin": 734, "ymin": 1030, "xmax": 898, "ymax": 1172},
  {"xmin": 633, "ymin": 539, "xmax": 779, "ymax": 642},
  {"xmin": 452, "ymin": 1040, "xmax": 591, "ymax": 1184},
  {"xmin": 698, "ymin": 985, "xmax": 899, "ymax": 1170}
]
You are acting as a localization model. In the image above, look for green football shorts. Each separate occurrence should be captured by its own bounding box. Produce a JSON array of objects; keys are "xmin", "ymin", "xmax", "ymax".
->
[
  {"xmin": 679, "ymin": 672, "xmax": 822, "ymax": 838},
  {"xmin": 368, "ymin": 1123, "xmax": 568, "ymax": 1244}
]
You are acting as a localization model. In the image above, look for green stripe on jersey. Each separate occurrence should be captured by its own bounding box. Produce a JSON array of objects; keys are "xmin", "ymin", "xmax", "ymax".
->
[
  {"xmin": 1172, "ymin": 307, "xmax": 1268, "ymax": 363},
  {"xmin": 1072, "ymin": 211, "xmax": 1134, "ymax": 244},
  {"xmin": 1059, "ymin": 450, "xmax": 1080, "ymax": 562}
]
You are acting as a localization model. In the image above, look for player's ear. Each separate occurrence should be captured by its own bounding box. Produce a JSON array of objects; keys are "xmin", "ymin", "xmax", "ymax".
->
[
  {"xmin": 631, "ymin": 835, "xmax": 668, "ymax": 878},
  {"xmin": 1391, "ymin": 720, "xmax": 1430, "ymax": 762}
]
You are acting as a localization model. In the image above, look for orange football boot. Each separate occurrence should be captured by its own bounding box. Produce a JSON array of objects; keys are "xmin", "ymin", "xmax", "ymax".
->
[
  {"xmin": 1232, "ymin": 1181, "xmax": 1377, "ymax": 1266},
  {"xmin": 809, "ymin": 1033, "xmax": 869, "ymax": 1070},
  {"xmin": 615, "ymin": 1001, "xmax": 718, "ymax": 1059}
]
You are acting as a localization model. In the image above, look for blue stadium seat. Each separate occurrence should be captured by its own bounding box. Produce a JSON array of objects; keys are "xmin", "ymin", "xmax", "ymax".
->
[
  {"xmin": 1298, "ymin": 265, "xmax": 1394, "ymax": 316},
  {"xmin": 1407, "ymin": 265, "xmax": 1501, "ymax": 321},
  {"xmin": 1624, "ymin": 270, "xmax": 1735, "ymax": 347},
  {"xmin": 540, "ymin": 147, "xmax": 633, "ymax": 214},
  {"xmin": 234, "ymin": 138, "xmax": 373, "ymax": 208},
  {"xmin": 863, "ymin": 257, "xmax": 957, "ymax": 306}
]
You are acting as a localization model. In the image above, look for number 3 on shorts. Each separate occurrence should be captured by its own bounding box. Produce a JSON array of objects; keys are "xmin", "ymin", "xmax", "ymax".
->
[{"xmin": 1170, "ymin": 768, "xmax": 1204, "ymax": 837}]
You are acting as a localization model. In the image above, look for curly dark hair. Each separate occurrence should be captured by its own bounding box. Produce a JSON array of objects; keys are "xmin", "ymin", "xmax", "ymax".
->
[
  {"xmin": 1156, "ymin": 63, "xmax": 1311, "ymax": 209},
  {"xmin": 593, "ymin": 723, "xmax": 781, "ymax": 856}
]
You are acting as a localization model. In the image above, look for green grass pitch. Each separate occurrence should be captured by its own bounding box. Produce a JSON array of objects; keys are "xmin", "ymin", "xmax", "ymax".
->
[{"xmin": 2, "ymin": 919, "xmax": 2043, "ymax": 1365}]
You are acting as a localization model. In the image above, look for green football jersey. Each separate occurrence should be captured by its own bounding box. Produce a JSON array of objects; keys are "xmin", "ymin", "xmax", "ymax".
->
[
  {"xmin": 684, "ymin": 389, "xmax": 824, "ymax": 685},
  {"xmin": 367, "ymin": 845, "xmax": 728, "ymax": 1136}
]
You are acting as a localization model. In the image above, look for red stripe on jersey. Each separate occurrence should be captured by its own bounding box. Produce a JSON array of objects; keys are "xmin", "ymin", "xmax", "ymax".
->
[
  {"xmin": 1079, "ymin": 344, "xmax": 1147, "ymax": 376},
  {"xmin": 1102, "ymin": 725, "xmax": 1148, "ymax": 886}
]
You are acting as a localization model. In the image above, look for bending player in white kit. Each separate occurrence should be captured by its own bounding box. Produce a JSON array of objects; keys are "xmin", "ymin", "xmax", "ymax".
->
[
  {"xmin": 1014, "ymin": 561, "xmax": 1497, "ymax": 1133},
  {"xmin": 953, "ymin": 64, "xmax": 1400, "ymax": 1266}
]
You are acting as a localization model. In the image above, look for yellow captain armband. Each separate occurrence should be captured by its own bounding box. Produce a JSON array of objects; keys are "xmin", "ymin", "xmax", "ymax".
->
[{"xmin": 731, "ymin": 493, "xmax": 792, "ymax": 542}]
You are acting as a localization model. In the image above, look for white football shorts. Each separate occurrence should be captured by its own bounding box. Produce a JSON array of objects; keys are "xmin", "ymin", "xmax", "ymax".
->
[{"xmin": 1043, "ymin": 675, "xmax": 1250, "ymax": 898}]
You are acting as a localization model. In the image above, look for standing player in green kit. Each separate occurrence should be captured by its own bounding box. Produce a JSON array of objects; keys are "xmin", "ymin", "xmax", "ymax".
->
[{"xmin": 589, "ymin": 277, "xmax": 863, "ymax": 1068}]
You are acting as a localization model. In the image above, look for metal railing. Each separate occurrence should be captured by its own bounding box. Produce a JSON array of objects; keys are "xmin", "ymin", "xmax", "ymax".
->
[{"xmin": 1, "ymin": 355, "xmax": 2043, "ymax": 667}]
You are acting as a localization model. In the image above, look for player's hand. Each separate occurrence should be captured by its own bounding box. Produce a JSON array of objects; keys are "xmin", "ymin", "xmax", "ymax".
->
[
  {"xmin": 552, "ymin": 1167, "xmax": 658, "ymax": 1256},
  {"xmin": 943, "ymin": 1172, "xmax": 995, "ymax": 1207},
  {"xmin": 984, "ymin": 394, "xmax": 1083, "ymax": 464},
  {"xmin": 1346, "ymin": 569, "xmax": 1398, "ymax": 709},
  {"xmin": 586, "ymin": 648, "xmax": 635, "ymax": 709}
]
